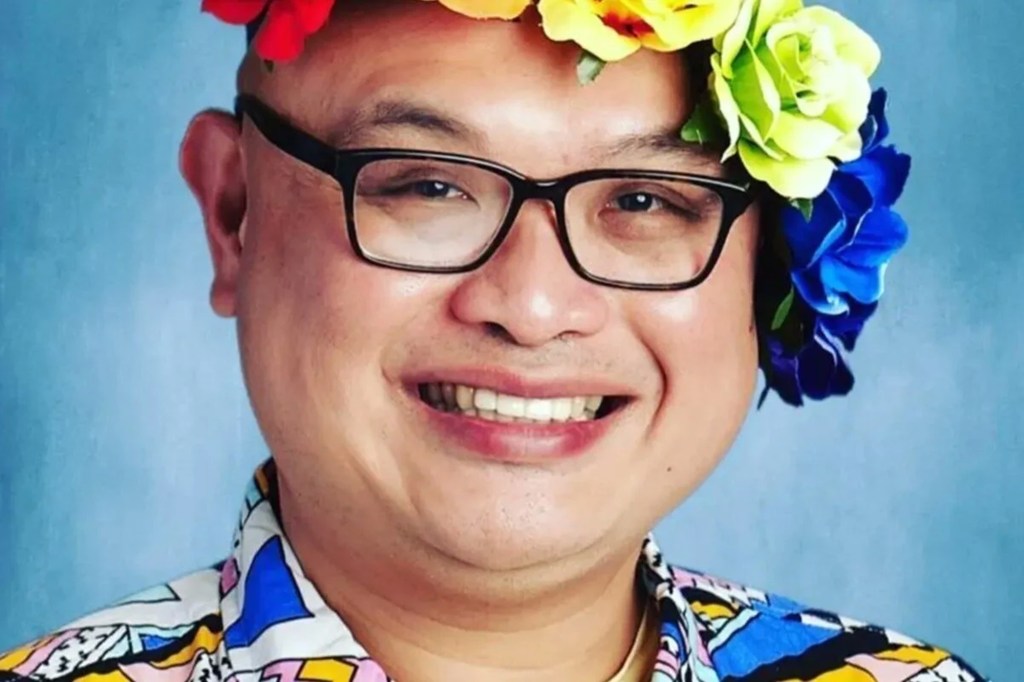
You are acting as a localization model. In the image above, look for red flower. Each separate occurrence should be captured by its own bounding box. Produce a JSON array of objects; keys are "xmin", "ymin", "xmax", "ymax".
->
[{"xmin": 202, "ymin": 0, "xmax": 337, "ymax": 62}]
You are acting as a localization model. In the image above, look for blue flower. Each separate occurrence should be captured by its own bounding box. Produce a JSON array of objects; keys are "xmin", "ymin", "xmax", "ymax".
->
[
  {"xmin": 765, "ymin": 302, "xmax": 877, "ymax": 407},
  {"xmin": 763, "ymin": 89, "xmax": 909, "ymax": 406},
  {"xmin": 782, "ymin": 89, "xmax": 912, "ymax": 317}
]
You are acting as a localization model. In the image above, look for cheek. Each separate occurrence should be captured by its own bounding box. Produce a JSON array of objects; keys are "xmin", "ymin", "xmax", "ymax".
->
[
  {"xmin": 631, "ymin": 219, "xmax": 760, "ymax": 454},
  {"xmin": 242, "ymin": 161, "xmax": 434, "ymax": 348},
  {"xmin": 236, "ymin": 179, "xmax": 441, "ymax": 441}
]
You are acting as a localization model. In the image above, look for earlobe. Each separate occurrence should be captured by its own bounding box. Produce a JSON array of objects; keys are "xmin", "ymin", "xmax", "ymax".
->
[{"xmin": 179, "ymin": 109, "xmax": 248, "ymax": 318}]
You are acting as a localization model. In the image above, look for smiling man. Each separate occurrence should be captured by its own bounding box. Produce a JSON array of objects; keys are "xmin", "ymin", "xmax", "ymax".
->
[{"xmin": 0, "ymin": 1, "xmax": 986, "ymax": 681}]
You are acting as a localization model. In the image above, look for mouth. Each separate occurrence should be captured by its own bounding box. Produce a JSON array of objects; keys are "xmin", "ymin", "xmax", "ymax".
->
[{"xmin": 415, "ymin": 382, "xmax": 629, "ymax": 424}]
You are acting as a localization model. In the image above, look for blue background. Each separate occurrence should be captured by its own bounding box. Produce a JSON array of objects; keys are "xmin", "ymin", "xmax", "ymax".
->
[{"xmin": 1, "ymin": 1, "xmax": 1020, "ymax": 677}]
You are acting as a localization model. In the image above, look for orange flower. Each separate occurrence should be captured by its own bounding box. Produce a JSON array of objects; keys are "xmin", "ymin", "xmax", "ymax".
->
[
  {"xmin": 537, "ymin": 0, "xmax": 740, "ymax": 62},
  {"xmin": 425, "ymin": 0, "xmax": 533, "ymax": 19}
]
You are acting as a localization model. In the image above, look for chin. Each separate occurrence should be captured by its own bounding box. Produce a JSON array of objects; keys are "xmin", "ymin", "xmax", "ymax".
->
[
  {"xmin": 407, "ymin": 479, "xmax": 624, "ymax": 573},
  {"xmin": 432, "ymin": 523, "xmax": 601, "ymax": 573}
]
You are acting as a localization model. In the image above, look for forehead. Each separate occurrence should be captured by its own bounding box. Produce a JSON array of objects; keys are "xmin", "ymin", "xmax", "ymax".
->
[{"xmin": 254, "ymin": 2, "xmax": 703, "ymax": 176}]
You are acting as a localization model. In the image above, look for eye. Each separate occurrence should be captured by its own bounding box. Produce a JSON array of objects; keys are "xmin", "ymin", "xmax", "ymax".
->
[
  {"xmin": 613, "ymin": 192, "xmax": 665, "ymax": 213},
  {"xmin": 383, "ymin": 179, "xmax": 469, "ymax": 201},
  {"xmin": 411, "ymin": 180, "xmax": 466, "ymax": 199}
]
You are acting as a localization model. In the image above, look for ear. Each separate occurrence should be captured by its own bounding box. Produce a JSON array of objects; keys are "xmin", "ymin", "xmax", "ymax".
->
[{"xmin": 179, "ymin": 110, "xmax": 247, "ymax": 318}]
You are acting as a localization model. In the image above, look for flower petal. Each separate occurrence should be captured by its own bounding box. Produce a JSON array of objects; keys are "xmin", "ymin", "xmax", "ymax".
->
[
  {"xmin": 712, "ymin": 55, "xmax": 743, "ymax": 158},
  {"xmin": 730, "ymin": 48, "xmax": 781, "ymax": 142},
  {"xmin": 288, "ymin": 0, "xmax": 335, "ymax": 33},
  {"xmin": 799, "ymin": 6, "xmax": 881, "ymax": 77},
  {"xmin": 818, "ymin": 258, "xmax": 885, "ymax": 305},
  {"xmin": 537, "ymin": 0, "xmax": 641, "ymax": 62},
  {"xmin": 793, "ymin": 266, "xmax": 849, "ymax": 316},
  {"xmin": 770, "ymin": 111, "xmax": 845, "ymax": 160},
  {"xmin": 828, "ymin": 171, "xmax": 872, "ymax": 223},
  {"xmin": 765, "ymin": 340, "xmax": 805, "ymax": 407},
  {"xmin": 820, "ymin": 62, "xmax": 873, "ymax": 132},
  {"xmin": 782, "ymin": 189, "xmax": 846, "ymax": 268},
  {"xmin": 435, "ymin": 0, "xmax": 531, "ymax": 20},
  {"xmin": 797, "ymin": 332, "xmax": 854, "ymax": 400},
  {"xmin": 632, "ymin": 0, "xmax": 742, "ymax": 52},
  {"xmin": 716, "ymin": 0, "xmax": 756, "ymax": 75},
  {"xmin": 842, "ymin": 145, "xmax": 911, "ymax": 208},
  {"xmin": 829, "ymin": 127, "xmax": 863, "ymax": 163},
  {"xmin": 253, "ymin": 1, "xmax": 306, "ymax": 61},
  {"xmin": 818, "ymin": 301, "xmax": 878, "ymax": 351},
  {"xmin": 752, "ymin": 0, "xmax": 801, "ymax": 44},
  {"xmin": 738, "ymin": 139, "xmax": 835, "ymax": 198},
  {"xmin": 202, "ymin": 0, "xmax": 268, "ymax": 24},
  {"xmin": 862, "ymin": 88, "xmax": 891, "ymax": 150},
  {"xmin": 838, "ymin": 207, "xmax": 909, "ymax": 270}
]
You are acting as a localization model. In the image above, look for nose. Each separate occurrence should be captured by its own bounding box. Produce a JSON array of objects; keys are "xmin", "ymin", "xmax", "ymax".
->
[{"xmin": 448, "ymin": 201, "xmax": 609, "ymax": 348}]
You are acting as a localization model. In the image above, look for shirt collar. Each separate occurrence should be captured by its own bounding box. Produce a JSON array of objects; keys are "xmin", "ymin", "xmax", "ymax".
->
[{"xmin": 219, "ymin": 461, "xmax": 720, "ymax": 682}]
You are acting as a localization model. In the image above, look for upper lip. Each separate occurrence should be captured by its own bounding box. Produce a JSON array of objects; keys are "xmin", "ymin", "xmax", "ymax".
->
[{"xmin": 403, "ymin": 367, "xmax": 637, "ymax": 400}]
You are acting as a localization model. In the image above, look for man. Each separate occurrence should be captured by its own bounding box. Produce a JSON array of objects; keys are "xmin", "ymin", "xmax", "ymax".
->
[{"xmin": 0, "ymin": 1, "xmax": 985, "ymax": 680}]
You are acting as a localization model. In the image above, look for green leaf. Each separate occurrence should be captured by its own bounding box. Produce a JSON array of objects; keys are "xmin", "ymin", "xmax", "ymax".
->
[
  {"xmin": 791, "ymin": 197, "xmax": 814, "ymax": 222},
  {"xmin": 576, "ymin": 51, "xmax": 606, "ymax": 85},
  {"xmin": 681, "ymin": 96, "xmax": 728, "ymax": 147},
  {"xmin": 771, "ymin": 288, "xmax": 795, "ymax": 331}
]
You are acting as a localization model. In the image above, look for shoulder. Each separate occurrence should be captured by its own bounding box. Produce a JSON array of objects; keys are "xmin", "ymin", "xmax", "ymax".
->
[
  {"xmin": 0, "ymin": 566, "xmax": 226, "ymax": 681},
  {"xmin": 669, "ymin": 564, "xmax": 989, "ymax": 681}
]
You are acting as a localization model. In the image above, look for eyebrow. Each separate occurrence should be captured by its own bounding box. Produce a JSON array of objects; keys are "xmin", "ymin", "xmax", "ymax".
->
[
  {"xmin": 595, "ymin": 131, "xmax": 722, "ymax": 170},
  {"xmin": 331, "ymin": 98, "xmax": 721, "ymax": 171},
  {"xmin": 332, "ymin": 99, "xmax": 486, "ymax": 149}
]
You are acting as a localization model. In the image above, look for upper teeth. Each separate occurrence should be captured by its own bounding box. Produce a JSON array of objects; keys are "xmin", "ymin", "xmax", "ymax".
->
[{"xmin": 423, "ymin": 383, "xmax": 605, "ymax": 423}]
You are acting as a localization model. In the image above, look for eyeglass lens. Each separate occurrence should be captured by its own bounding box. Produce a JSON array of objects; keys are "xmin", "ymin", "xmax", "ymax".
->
[{"xmin": 352, "ymin": 157, "xmax": 725, "ymax": 285}]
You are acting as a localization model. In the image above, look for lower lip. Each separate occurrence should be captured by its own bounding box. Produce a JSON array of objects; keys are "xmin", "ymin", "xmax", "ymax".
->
[{"xmin": 412, "ymin": 396, "xmax": 618, "ymax": 463}]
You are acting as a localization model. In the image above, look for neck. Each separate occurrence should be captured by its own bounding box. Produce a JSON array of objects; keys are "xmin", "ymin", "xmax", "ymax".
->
[{"xmin": 279, "ymin": 483, "xmax": 647, "ymax": 682}]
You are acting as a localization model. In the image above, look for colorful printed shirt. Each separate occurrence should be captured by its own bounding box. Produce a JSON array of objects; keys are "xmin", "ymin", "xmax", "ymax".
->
[{"xmin": 0, "ymin": 462, "xmax": 987, "ymax": 682}]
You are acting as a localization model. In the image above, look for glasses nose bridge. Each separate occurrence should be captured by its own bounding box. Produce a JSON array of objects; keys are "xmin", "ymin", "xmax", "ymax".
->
[
  {"xmin": 504, "ymin": 176, "xmax": 566, "ymax": 224},
  {"xmin": 483, "ymin": 176, "xmax": 576, "ymax": 278}
]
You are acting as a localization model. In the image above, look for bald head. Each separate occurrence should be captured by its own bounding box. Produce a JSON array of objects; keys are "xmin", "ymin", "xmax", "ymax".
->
[{"xmin": 235, "ymin": 1, "xmax": 709, "ymax": 133}]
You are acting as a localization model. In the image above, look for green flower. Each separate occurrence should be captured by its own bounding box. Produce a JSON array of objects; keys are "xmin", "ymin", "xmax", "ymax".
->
[{"xmin": 688, "ymin": 0, "xmax": 881, "ymax": 198}]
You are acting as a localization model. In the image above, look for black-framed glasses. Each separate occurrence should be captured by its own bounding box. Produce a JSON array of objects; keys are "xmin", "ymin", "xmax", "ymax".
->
[{"xmin": 235, "ymin": 94, "xmax": 755, "ymax": 291}]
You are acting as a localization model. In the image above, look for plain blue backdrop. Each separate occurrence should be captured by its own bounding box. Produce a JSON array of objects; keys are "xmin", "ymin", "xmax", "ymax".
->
[{"xmin": 1, "ymin": 1, "xmax": 1020, "ymax": 678}]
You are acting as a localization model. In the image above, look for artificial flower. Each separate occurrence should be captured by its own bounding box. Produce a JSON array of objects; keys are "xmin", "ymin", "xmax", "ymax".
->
[
  {"xmin": 425, "ymin": 0, "xmax": 532, "ymax": 20},
  {"xmin": 763, "ymin": 300, "xmax": 875, "ymax": 406},
  {"xmin": 783, "ymin": 89, "xmax": 910, "ymax": 316},
  {"xmin": 202, "ymin": 0, "xmax": 336, "ymax": 62},
  {"xmin": 202, "ymin": 0, "xmax": 907, "ymax": 407},
  {"xmin": 537, "ymin": 0, "xmax": 741, "ymax": 63},
  {"xmin": 691, "ymin": 0, "xmax": 881, "ymax": 198}
]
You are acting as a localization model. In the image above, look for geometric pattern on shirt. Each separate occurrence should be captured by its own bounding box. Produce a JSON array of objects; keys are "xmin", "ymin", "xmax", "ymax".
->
[{"xmin": 0, "ymin": 461, "xmax": 990, "ymax": 682}]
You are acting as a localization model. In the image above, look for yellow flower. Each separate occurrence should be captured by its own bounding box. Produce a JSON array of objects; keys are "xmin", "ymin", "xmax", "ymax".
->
[
  {"xmin": 537, "ymin": 0, "xmax": 741, "ymax": 62},
  {"xmin": 424, "ymin": 0, "xmax": 533, "ymax": 20},
  {"xmin": 706, "ymin": 0, "xmax": 881, "ymax": 198}
]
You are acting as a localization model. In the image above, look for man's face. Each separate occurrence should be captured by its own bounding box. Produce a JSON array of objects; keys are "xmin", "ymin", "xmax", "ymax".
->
[{"xmin": 214, "ymin": 1, "xmax": 759, "ymax": 571}]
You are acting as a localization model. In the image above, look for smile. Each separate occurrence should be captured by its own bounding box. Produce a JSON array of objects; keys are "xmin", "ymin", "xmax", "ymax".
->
[
  {"xmin": 405, "ymin": 371, "xmax": 635, "ymax": 462},
  {"xmin": 417, "ymin": 382, "xmax": 628, "ymax": 424}
]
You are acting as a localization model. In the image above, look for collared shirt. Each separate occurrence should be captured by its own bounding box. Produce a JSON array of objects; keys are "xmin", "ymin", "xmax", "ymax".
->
[{"xmin": 0, "ymin": 462, "xmax": 987, "ymax": 682}]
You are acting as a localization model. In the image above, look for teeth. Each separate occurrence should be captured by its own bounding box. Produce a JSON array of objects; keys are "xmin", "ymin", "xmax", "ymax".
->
[
  {"xmin": 571, "ymin": 396, "xmax": 587, "ymax": 418},
  {"xmin": 552, "ymin": 398, "xmax": 572, "ymax": 421},
  {"xmin": 455, "ymin": 384, "xmax": 474, "ymax": 410},
  {"xmin": 524, "ymin": 399, "xmax": 552, "ymax": 422},
  {"xmin": 496, "ymin": 393, "xmax": 525, "ymax": 418},
  {"xmin": 423, "ymin": 383, "xmax": 610, "ymax": 423},
  {"xmin": 473, "ymin": 388, "xmax": 498, "ymax": 411}
]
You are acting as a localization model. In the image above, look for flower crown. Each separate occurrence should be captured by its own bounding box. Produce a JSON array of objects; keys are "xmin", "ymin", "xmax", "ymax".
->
[{"xmin": 202, "ymin": 0, "xmax": 912, "ymax": 407}]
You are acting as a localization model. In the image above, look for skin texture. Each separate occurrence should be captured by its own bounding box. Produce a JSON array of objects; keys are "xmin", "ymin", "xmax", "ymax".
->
[{"xmin": 180, "ymin": 2, "xmax": 761, "ymax": 680}]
